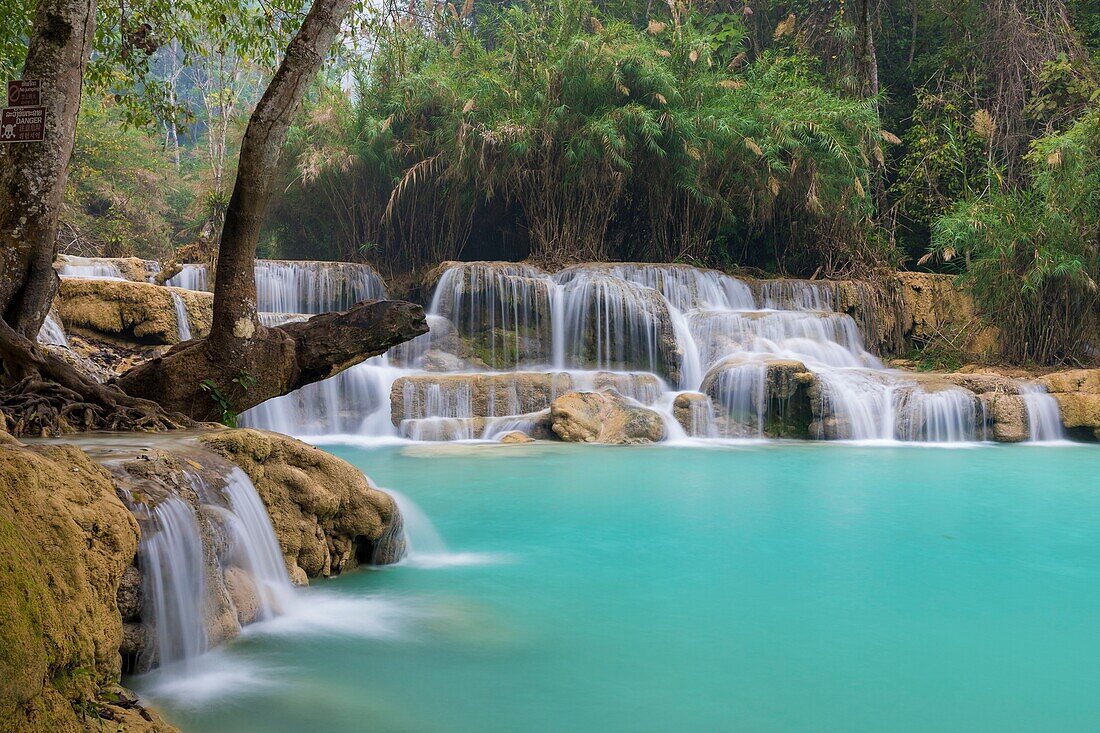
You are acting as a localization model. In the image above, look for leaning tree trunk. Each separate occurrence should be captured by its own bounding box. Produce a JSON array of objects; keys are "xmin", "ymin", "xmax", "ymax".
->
[
  {"xmin": 116, "ymin": 0, "xmax": 429, "ymax": 421},
  {"xmin": 208, "ymin": 0, "xmax": 356, "ymax": 354},
  {"xmin": 0, "ymin": 0, "xmax": 95, "ymax": 337}
]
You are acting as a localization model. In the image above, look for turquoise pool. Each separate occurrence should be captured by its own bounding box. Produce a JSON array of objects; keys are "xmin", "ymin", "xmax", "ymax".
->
[{"xmin": 138, "ymin": 442, "xmax": 1100, "ymax": 732}]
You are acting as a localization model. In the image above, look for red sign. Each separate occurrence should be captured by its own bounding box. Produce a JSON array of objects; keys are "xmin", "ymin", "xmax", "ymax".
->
[
  {"xmin": 0, "ymin": 106, "xmax": 46, "ymax": 143},
  {"xmin": 7, "ymin": 79, "xmax": 40, "ymax": 106}
]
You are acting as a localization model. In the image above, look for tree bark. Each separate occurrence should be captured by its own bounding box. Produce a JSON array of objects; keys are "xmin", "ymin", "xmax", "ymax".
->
[
  {"xmin": 0, "ymin": 0, "xmax": 95, "ymax": 338},
  {"xmin": 209, "ymin": 0, "xmax": 355, "ymax": 352},
  {"xmin": 116, "ymin": 299, "xmax": 428, "ymax": 421}
]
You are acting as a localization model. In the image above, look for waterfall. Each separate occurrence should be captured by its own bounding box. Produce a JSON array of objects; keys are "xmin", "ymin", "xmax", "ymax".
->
[
  {"xmin": 171, "ymin": 291, "xmax": 192, "ymax": 341},
  {"xmin": 238, "ymin": 260, "xmax": 1067, "ymax": 445},
  {"xmin": 166, "ymin": 264, "xmax": 209, "ymax": 291},
  {"xmin": 37, "ymin": 312, "xmax": 69, "ymax": 347},
  {"xmin": 58, "ymin": 256, "xmax": 124, "ymax": 280},
  {"xmin": 255, "ymin": 260, "xmax": 387, "ymax": 314},
  {"xmin": 1019, "ymin": 383, "xmax": 1066, "ymax": 442},
  {"xmin": 141, "ymin": 496, "xmax": 208, "ymax": 668},
  {"xmin": 220, "ymin": 469, "xmax": 293, "ymax": 618}
]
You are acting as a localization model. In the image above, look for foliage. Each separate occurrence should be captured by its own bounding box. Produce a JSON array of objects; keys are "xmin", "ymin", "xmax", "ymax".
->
[
  {"xmin": 268, "ymin": 0, "xmax": 885, "ymax": 275},
  {"xmin": 931, "ymin": 107, "xmax": 1100, "ymax": 364},
  {"xmin": 63, "ymin": 96, "xmax": 188, "ymax": 259},
  {"xmin": 199, "ymin": 370, "xmax": 256, "ymax": 427}
]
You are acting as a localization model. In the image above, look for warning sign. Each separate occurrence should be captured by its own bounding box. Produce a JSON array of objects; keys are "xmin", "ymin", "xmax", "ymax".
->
[
  {"xmin": 0, "ymin": 106, "xmax": 46, "ymax": 143},
  {"xmin": 7, "ymin": 80, "xmax": 41, "ymax": 106}
]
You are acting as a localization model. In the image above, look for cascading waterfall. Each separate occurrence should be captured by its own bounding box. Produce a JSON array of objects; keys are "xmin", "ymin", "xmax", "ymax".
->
[
  {"xmin": 171, "ymin": 291, "xmax": 192, "ymax": 341},
  {"xmin": 140, "ymin": 496, "xmax": 208, "ymax": 668},
  {"xmin": 254, "ymin": 260, "xmax": 387, "ymax": 314},
  {"xmin": 166, "ymin": 264, "xmax": 209, "ymax": 291},
  {"xmin": 37, "ymin": 312, "xmax": 69, "ymax": 347},
  {"xmin": 219, "ymin": 469, "xmax": 294, "ymax": 617},
  {"xmin": 133, "ymin": 468, "xmax": 296, "ymax": 671},
  {"xmin": 1019, "ymin": 383, "xmax": 1066, "ymax": 442},
  {"xmin": 239, "ymin": 260, "xmax": 1066, "ymax": 444},
  {"xmin": 58, "ymin": 256, "xmax": 124, "ymax": 280}
]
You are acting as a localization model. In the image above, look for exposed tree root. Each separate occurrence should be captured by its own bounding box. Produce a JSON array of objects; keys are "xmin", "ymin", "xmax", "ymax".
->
[{"xmin": 0, "ymin": 319, "xmax": 190, "ymax": 437}]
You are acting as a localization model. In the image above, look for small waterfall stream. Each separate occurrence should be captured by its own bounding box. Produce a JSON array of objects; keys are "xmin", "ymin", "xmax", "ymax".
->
[
  {"xmin": 141, "ymin": 496, "xmax": 208, "ymax": 668},
  {"xmin": 171, "ymin": 291, "xmax": 192, "ymax": 341},
  {"xmin": 1019, "ymin": 383, "xmax": 1066, "ymax": 442},
  {"xmin": 37, "ymin": 312, "xmax": 69, "ymax": 347}
]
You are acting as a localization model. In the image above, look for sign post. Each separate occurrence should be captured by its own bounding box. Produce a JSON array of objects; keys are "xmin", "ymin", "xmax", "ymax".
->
[{"xmin": 2, "ymin": 80, "xmax": 45, "ymax": 143}]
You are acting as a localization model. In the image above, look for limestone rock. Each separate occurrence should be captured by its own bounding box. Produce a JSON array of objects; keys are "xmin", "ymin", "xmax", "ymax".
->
[
  {"xmin": 391, "ymin": 371, "xmax": 661, "ymax": 425},
  {"xmin": 550, "ymin": 390, "xmax": 666, "ymax": 444},
  {"xmin": 201, "ymin": 429, "xmax": 405, "ymax": 578},
  {"xmin": 56, "ymin": 254, "xmax": 159, "ymax": 282},
  {"xmin": 983, "ymin": 394, "xmax": 1028, "ymax": 443},
  {"xmin": 672, "ymin": 392, "xmax": 715, "ymax": 436},
  {"xmin": 499, "ymin": 431, "xmax": 535, "ymax": 444},
  {"xmin": 0, "ymin": 443, "xmax": 176, "ymax": 732},
  {"xmin": 223, "ymin": 566, "xmax": 262, "ymax": 626},
  {"xmin": 117, "ymin": 565, "xmax": 143, "ymax": 621},
  {"xmin": 56, "ymin": 278, "xmax": 212, "ymax": 345},
  {"xmin": 892, "ymin": 272, "xmax": 1000, "ymax": 358},
  {"xmin": 1050, "ymin": 393, "xmax": 1100, "ymax": 441},
  {"xmin": 701, "ymin": 358, "xmax": 816, "ymax": 438}
]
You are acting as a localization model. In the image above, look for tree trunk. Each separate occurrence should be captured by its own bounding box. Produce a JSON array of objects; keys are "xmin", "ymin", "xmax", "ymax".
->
[
  {"xmin": 209, "ymin": 0, "xmax": 355, "ymax": 351},
  {"xmin": 0, "ymin": 0, "xmax": 95, "ymax": 338},
  {"xmin": 114, "ymin": 0, "xmax": 430, "ymax": 422},
  {"xmin": 116, "ymin": 299, "xmax": 428, "ymax": 421},
  {"xmin": 856, "ymin": 0, "xmax": 880, "ymax": 98}
]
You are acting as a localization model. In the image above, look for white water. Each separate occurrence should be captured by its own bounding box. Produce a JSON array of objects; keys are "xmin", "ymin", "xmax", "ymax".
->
[
  {"xmin": 171, "ymin": 291, "xmax": 192, "ymax": 341},
  {"xmin": 37, "ymin": 312, "xmax": 69, "ymax": 347},
  {"xmin": 1019, "ymin": 383, "xmax": 1066, "ymax": 442},
  {"xmin": 141, "ymin": 496, "xmax": 208, "ymax": 669},
  {"xmin": 238, "ymin": 260, "xmax": 1072, "ymax": 445},
  {"xmin": 221, "ymin": 469, "xmax": 295, "ymax": 617},
  {"xmin": 57, "ymin": 255, "xmax": 125, "ymax": 280},
  {"xmin": 166, "ymin": 264, "xmax": 209, "ymax": 291}
]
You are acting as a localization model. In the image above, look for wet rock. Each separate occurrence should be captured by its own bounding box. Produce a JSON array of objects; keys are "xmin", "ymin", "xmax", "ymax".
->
[
  {"xmin": 201, "ymin": 429, "xmax": 403, "ymax": 578},
  {"xmin": 550, "ymin": 390, "xmax": 666, "ymax": 444},
  {"xmin": 391, "ymin": 371, "xmax": 661, "ymax": 424},
  {"xmin": 223, "ymin": 566, "xmax": 262, "ymax": 626},
  {"xmin": 422, "ymin": 349, "xmax": 471, "ymax": 372},
  {"xmin": 499, "ymin": 431, "xmax": 535, "ymax": 444},
  {"xmin": 117, "ymin": 565, "xmax": 143, "ymax": 621},
  {"xmin": 56, "ymin": 278, "xmax": 212, "ymax": 344},
  {"xmin": 701, "ymin": 358, "xmax": 816, "ymax": 438},
  {"xmin": 672, "ymin": 392, "xmax": 715, "ymax": 436},
  {"xmin": 983, "ymin": 394, "xmax": 1028, "ymax": 443},
  {"xmin": 0, "ymin": 442, "xmax": 174, "ymax": 731},
  {"xmin": 120, "ymin": 622, "xmax": 148, "ymax": 658}
]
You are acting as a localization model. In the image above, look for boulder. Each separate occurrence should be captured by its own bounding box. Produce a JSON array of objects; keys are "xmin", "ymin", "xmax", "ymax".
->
[
  {"xmin": 116, "ymin": 565, "xmax": 143, "ymax": 621},
  {"xmin": 391, "ymin": 371, "xmax": 661, "ymax": 424},
  {"xmin": 672, "ymin": 392, "xmax": 717, "ymax": 436},
  {"xmin": 0, "ymin": 441, "xmax": 176, "ymax": 732},
  {"xmin": 550, "ymin": 390, "xmax": 666, "ymax": 444},
  {"xmin": 499, "ymin": 431, "xmax": 535, "ymax": 444},
  {"xmin": 1050, "ymin": 393, "xmax": 1100, "ymax": 441},
  {"xmin": 982, "ymin": 393, "xmax": 1029, "ymax": 443},
  {"xmin": 201, "ymin": 429, "xmax": 405, "ymax": 578},
  {"xmin": 56, "ymin": 278, "xmax": 212, "ymax": 345}
]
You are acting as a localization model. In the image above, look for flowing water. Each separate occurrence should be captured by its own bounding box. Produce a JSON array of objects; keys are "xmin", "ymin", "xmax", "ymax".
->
[
  {"xmin": 241, "ymin": 261, "xmax": 1066, "ymax": 444},
  {"xmin": 171, "ymin": 291, "xmax": 192, "ymax": 341},
  {"xmin": 135, "ymin": 441, "xmax": 1100, "ymax": 732},
  {"xmin": 37, "ymin": 312, "xmax": 69, "ymax": 346}
]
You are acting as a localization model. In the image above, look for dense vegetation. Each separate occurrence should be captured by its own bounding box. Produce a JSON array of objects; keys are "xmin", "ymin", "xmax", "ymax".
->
[{"xmin": 2, "ymin": 0, "xmax": 1098, "ymax": 363}]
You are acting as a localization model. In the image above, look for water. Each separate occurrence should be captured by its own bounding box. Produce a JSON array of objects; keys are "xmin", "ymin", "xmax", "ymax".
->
[
  {"xmin": 137, "ymin": 442, "xmax": 1100, "ymax": 732},
  {"xmin": 1019, "ymin": 383, "xmax": 1066, "ymax": 442},
  {"xmin": 57, "ymin": 255, "xmax": 125, "ymax": 280},
  {"xmin": 171, "ymin": 291, "xmax": 192, "ymax": 341},
  {"xmin": 243, "ymin": 261, "xmax": 1046, "ymax": 444},
  {"xmin": 140, "ymin": 496, "xmax": 208, "ymax": 668},
  {"xmin": 37, "ymin": 312, "xmax": 69, "ymax": 346},
  {"xmin": 166, "ymin": 264, "xmax": 209, "ymax": 291}
]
